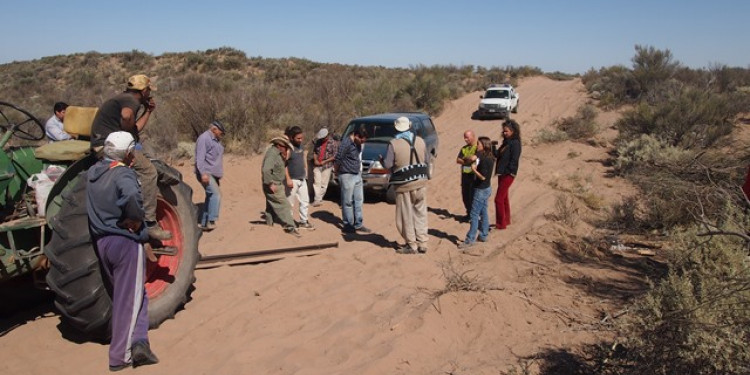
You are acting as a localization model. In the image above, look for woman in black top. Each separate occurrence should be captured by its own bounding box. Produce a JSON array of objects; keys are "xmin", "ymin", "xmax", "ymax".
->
[
  {"xmin": 493, "ymin": 120, "xmax": 522, "ymax": 230},
  {"xmin": 459, "ymin": 137, "xmax": 496, "ymax": 249}
]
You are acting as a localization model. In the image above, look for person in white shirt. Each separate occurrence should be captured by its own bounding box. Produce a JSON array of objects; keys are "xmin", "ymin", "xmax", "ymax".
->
[{"xmin": 45, "ymin": 102, "xmax": 76, "ymax": 141}]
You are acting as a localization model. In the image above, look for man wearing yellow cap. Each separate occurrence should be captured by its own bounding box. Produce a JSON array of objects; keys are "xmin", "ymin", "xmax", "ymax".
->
[{"xmin": 90, "ymin": 74, "xmax": 171, "ymax": 241}]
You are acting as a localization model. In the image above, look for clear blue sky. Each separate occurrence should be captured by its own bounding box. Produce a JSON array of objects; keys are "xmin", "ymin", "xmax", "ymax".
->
[{"xmin": 1, "ymin": 0, "xmax": 747, "ymax": 73}]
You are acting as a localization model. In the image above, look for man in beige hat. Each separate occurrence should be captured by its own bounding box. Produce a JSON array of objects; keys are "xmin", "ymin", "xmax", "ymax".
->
[
  {"xmin": 90, "ymin": 74, "xmax": 171, "ymax": 241},
  {"xmin": 382, "ymin": 116, "xmax": 429, "ymax": 254},
  {"xmin": 262, "ymin": 136, "xmax": 301, "ymax": 237}
]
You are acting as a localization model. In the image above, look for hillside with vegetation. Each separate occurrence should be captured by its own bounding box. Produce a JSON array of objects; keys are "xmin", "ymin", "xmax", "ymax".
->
[{"xmin": 0, "ymin": 47, "xmax": 550, "ymax": 155}]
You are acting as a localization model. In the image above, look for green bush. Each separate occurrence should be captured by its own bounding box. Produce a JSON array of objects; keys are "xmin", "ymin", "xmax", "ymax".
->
[{"xmin": 616, "ymin": 86, "xmax": 740, "ymax": 148}]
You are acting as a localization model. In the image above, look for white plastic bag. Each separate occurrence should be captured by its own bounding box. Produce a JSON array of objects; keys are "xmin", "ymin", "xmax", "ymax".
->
[
  {"xmin": 27, "ymin": 173, "xmax": 54, "ymax": 216},
  {"xmin": 44, "ymin": 165, "xmax": 66, "ymax": 182}
]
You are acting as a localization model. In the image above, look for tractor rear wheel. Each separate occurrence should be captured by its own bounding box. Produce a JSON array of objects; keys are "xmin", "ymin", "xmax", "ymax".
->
[
  {"xmin": 45, "ymin": 170, "xmax": 200, "ymax": 338},
  {"xmin": 145, "ymin": 181, "xmax": 200, "ymax": 328}
]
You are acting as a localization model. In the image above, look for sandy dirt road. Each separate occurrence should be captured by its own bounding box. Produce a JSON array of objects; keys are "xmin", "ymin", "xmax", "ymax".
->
[{"xmin": 1, "ymin": 76, "xmax": 642, "ymax": 374}]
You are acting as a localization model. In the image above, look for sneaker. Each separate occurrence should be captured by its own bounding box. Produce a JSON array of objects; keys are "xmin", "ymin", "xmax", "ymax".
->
[
  {"xmin": 355, "ymin": 226, "xmax": 372, "ymax": 234},
  {"xmin": 284, "ymin": 226, "xmax": 301, "ymax": 237},
  {"xmin": 298, "ymin": 221, "xmax": 315, "ymax": 230},
  {"xmin": 311, "ymin": 200, "xmax": 323, "ymax": 207},
  {"xmin": 200, "ymin": 221, "xmax": 216, "ymax": 231},
  {"xmin": 417, "ymin": 246, "xmax": 428, "ymax": 254},
  {"xmin": 109, "ymin": 363, "xmax": 131, "ymax": 372},
  {"xmin": 147, "ymin": 225, "xmax": 172, "ymax": 241},
  {"xmin": 341, "ymin": 226, "xmax": 356, "ymax": 234},
  {"xmin": 457, "ymin": 242, "xmax": 475, "ymax": 250},
  {"xmin": 395, "ymin": 245, "xmax": 417, "ymax": 254},
  {"xmin": 132, "ymin": 341, "xmax": 159, "ymax": 368},
  {"xmin": 477, "ymin": 236, "xmax": 487, "ymax": 242}
]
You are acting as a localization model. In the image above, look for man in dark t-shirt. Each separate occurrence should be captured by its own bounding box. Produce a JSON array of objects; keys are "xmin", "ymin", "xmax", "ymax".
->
[
  {"xmin": 284, "ymin": 126, "xmax": 314, "ymax": 230},
  {"xmin": 90, "ymin": 74, "xmax": 171, "ymax": 241}
]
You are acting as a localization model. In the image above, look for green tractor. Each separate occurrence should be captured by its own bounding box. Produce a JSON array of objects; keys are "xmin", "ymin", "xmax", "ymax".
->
[{"xmin": 0, "ymin": 101, "xmax": 200, "ymax": 338}]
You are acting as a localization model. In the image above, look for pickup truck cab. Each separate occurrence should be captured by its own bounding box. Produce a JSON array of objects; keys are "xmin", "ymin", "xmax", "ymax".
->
[{"xmin": 474, "ymin": 84, "xmax": 519, "ymax": 120}]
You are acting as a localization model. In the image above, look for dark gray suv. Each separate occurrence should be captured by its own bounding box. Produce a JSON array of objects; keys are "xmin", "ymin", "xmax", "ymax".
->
[{"xmin": 338, "ymin": 112, "xmax": 439, "ymax": 203}]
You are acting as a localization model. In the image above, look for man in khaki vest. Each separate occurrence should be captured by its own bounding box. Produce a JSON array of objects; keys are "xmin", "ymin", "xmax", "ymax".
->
[{"xmin": 382, "ymin": 117, "xmax": 429, "ymax": 254}]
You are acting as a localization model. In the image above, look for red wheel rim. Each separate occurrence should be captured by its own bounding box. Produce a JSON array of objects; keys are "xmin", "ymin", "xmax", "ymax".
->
[{"xmin": 144, "ymin": 197, "xmax": 184, "ymax": 299}]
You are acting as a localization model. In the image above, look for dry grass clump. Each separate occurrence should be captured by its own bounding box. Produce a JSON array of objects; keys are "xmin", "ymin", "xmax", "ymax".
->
[
  {"xmin": 434, "ymin": 256, "xmax": 501, "ymax": 298},
  {"xmin": 532, "ymin": 128, "xmax": 569, "ymax": 144},
  {"xmin": 549, "ymin": 194, "xmax": 579, "ymax": 227}
]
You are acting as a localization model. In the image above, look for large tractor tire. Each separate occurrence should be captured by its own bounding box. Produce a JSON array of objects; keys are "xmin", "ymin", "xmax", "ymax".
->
[
  {"xmin": 45, "ymin": 167, "xmax": 200, "ymax": 338},
  {"xmin": 45, "ymin": 172, "xmax": 111, "ymax": 339}
]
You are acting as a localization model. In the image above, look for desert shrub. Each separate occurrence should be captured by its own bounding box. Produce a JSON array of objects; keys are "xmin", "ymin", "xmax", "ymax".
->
[
  {"xmin": 608, "ymin": 230, "xmax": 750, "ymax": 375},
  {"xmin": 613, "ymin": 134, "xmax": 693, "ymax": 175},
  {"xmin": 616, "ymin": 87, "xmax": 739, "ymax": 148},
  {"xmin": 221, "ymin": 55, "xmax": 245, "ymax": 70},
  {"xmin": 556, "ymin": 104, "xmax": 600, "ymax": 140},
  {"xmin": 405, "ymin": 65, "xmax": 451, "ymax": 114},
  {"xmin": 612, "ymin": 143, "xmax": 749, "ymax": 231},
  {"xmin": 545, "ymin": 71, "xmax": 577, "ymax": 81},
  {"xmin": 607, "ymin": 196, "xmax": 642, "ymax": 231},
  {"xmin": 582, "ymin": 65, "xmax": 638, "ymax": 109},
  {"xmin": 630, "ymin": 45, "xmax": 680, "ymax": 99}
]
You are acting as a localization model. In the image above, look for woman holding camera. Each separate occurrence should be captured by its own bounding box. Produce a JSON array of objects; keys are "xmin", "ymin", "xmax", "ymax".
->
[{"xmin": 492, "ymin": 120, "xmax": 522, "ymax": 230}]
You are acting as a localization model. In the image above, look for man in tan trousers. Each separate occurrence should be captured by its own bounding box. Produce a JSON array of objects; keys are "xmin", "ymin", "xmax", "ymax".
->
[{"xmin": 382, "ymin": 117, "xmax": 429, "ymax": 254}]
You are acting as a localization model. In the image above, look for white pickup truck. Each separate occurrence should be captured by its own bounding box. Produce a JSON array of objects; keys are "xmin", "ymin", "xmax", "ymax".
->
[{"xmin": 474, "ymin": 84, "xmax": 519, "ymax": 120}]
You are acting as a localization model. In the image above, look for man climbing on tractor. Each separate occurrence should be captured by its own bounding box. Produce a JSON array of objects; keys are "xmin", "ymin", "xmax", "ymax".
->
[{"xmin": 89, "ymin": 74, "xmax": 171, "ymax": 241}]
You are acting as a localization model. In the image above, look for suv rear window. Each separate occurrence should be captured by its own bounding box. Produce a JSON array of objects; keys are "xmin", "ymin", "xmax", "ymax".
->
[{"xmin": 344, "ymin": 120, "xmax": 400, "ymax": 141}]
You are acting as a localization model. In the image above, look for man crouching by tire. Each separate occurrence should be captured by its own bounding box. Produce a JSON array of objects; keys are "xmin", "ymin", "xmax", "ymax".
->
[{"xmin": 87, "ymin": 131, "xmax": 159, "ymax": 372}]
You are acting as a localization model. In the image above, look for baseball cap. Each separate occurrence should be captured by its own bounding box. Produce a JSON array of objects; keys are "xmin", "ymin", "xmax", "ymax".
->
[{"xmin": 104, "ymin": 131, "xmax": 136, "ymax": 161}]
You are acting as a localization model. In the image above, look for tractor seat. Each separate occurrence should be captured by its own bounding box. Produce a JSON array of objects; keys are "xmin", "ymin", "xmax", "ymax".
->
[{"xmin": 34, "ymin": 106, "xmax": 98, "ymax": 162}]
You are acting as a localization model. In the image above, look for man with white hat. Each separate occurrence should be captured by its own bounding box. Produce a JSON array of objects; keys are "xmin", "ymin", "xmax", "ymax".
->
[
  {"xmin": 90, "ymin": 74, "xmax": 171, "ymax": 242},
  {"xmin": 311, "ymin": 126, "xmax": 338, "ymax": 206},
  {"xmin": 382, "ymin": 116, "xmax": 429, "ymax": 254},
  {"xmin": 87, "ymin": 131, "xmax": 159, "ymax": 371}
]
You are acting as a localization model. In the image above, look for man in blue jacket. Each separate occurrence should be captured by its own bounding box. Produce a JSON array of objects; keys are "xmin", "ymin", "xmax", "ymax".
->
[{"xmin": 87, "ymin": 131, "xmax": 159, "ymax": 372}]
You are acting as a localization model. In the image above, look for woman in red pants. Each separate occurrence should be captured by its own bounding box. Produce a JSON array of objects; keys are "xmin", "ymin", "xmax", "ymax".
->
[{"xmin": 492, "ymin": 120, "xmax": 522, "ymax": 230}]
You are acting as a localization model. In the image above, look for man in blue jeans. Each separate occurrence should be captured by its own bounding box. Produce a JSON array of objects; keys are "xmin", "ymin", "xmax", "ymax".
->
[
  {"xmin": 195, "ymin": 120, "xmax": 225, "ymax": 231},
  {"xmin": 334, "ymin": 126, "xmax": 371, "ymax": 234}
]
